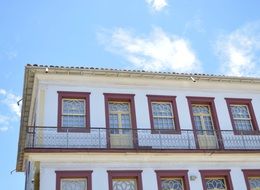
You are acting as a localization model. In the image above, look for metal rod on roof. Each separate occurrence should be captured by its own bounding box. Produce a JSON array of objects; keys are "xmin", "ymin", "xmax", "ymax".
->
[
  {"xmin": 17, "ymin": 98, "xmax": 23, "ymax": 106},
  {"xmin": 190, "ymin": 76, "xmax": 196, "ymax": 82}
]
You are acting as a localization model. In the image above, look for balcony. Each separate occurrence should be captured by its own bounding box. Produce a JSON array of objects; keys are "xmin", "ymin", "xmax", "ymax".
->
[{"xmin": 25, "ymin": 126, "xmax": 260, "ymax": 152}]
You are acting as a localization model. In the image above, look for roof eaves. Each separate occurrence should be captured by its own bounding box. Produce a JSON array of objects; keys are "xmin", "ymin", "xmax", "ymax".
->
[{"xmin": 25, "ymin": 64, "xmax": 260, "ymax": 83}]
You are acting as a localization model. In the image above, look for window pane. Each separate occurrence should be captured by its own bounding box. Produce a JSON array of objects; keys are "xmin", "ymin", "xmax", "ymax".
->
[
  {"xmin": 203, "ymin": 116, "xmax": 214, "ymax": 135},
  {"xmin": 203, "ymin": 116, "xmax": 213, "ymax": 130},
  {"xmin": 161, "ymin": 178, "xmax": 184, "ymax": 190},
  {"xmin": 62, "ymin": 116, "xmax": 85, "ymax": 128},
  {"xmin": 205, "ymin": 178, "xmax": 227, "ymax": 190},
  {"xmin": 249, "ymin": 177, "xmax": 260, "ymax": 190},
  {"xmin": 234, "ymin": 120, "xmax": 253, "ymax": 131},
  {"xmin": 152, "ymin": 102, "xmax": 175, "ymax": 130},
  {"xmin": 152, "ymin": 102, "xmax": 173, "ymax": 117},
  {"xmin": 109, "ymin": 103, "xmax": 129, "ymax": 112},
  {"xmin": 192, "ymin": 105, "xmax": 215, "ymax": 134},
  {"xmin": 63, "ymin": 99, "xmax": 85, "ymax": 115},
  {"xmin": 109, "ymin": 114, "xmax": 119, "ymax": 128},
  {"xmin": 121, "ymin": 114, "xmax": 131, "ymax": 128},
  {"xmin": 194, "ymin": 116, "xmax": 203, "ymax": 133},
  {"xmin": 194, "ymin": 116, "xmax": 202, "ymax": 128},
  {"xmin": 108, "ymin": 102, "xmax": 132, "ymax": 133},
  {"xmin": 231, "ymin": 105, "xmax": 253, "ymax": 131},
  {"xmin": 112, "ymin": 178, "xmax": 137, "ymax": 190},
  {"xmin": 62, "ymin": 99, "xmax": 85, "ymax": 128},
  {"xmin": 154, "ymin": 118, "xmax": 174, "ymax": 129},
  {"xmin": 109, "ymin": 114, "xmax": 119, "ymax": 134},
  {"xmin": 61, "ymin": 178, "xmax": 87, "ymax": 190},
  {"xmin": 192, "ymin": 105, "xmax": 210, "ymax": 114},
  {"xmin": 231, "ymin": 105, "xmax": 250, "ymax": 119}
]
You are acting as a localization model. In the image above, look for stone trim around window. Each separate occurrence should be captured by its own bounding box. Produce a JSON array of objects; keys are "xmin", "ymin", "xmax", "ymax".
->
[
  {"xmin": 57, "ymin": 91, "xmax": 91, "ymax": 132},
  {"xmin": 107, "ymin": 170, "xmax": 143, "ymax": 190},
  {"xmin": 199, "ymin": 170, "xmax": 234, "ymax": 190},
  {"xmin": 155, "ymin": 170, "xmax": 190, "ymax": 190},
  {"xmin": 55, "ymin": 170, "xmax": 92, "ymax": 190},
  {"xmin": 225, "ymin": 98, "xmax": 259, "ymax": 134},
  {"xmin": 147, "ymin": 95, "xmax": 181, "ymax": 134}
]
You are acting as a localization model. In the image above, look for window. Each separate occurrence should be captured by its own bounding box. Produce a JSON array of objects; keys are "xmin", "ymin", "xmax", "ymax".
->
[
  {"xmin": 155, "ymin": 170, "xmax": 190, "ymax": 190},
  {"xmin": 56, "ymin": 171, "xmax": 92, "ymax": 190},
  {"xmin": 104, "ymin": 93, "xmax": 137, "ymax": 131},
  {"xmin": 57, "ymin": 91, "xmax": 90, "ymax": 132},
  {"xmin": 243, "ymin": 169, "xmax": 260, "ymax": 190},
  {"xmin": 187, "ymin": 97, "xmax": 222, "ymax": 149},
  {"xmin": 226, "ymin": 98, "xmax": 259, "ymax": 133},
  {"xmin": 147, "ymin": 95, "xmax": 180, "ymax": 133},
  {"xmin": 108, "ymin": 102, "xmax": 131, "ymax": 134},
  {"xmin": 104, "ymin": 93, "xmax": 137, "ymax": 148},
  {"xmin": 200, "ymin": 170, "xmax": 233, "ymax": 190},
  {"xmin": 191, "ymin": 104, "xmax": 214, "ymax": 135},
  {"xmin": 107, "ymin": 170, "xmax": 143, "ymax": 190}
]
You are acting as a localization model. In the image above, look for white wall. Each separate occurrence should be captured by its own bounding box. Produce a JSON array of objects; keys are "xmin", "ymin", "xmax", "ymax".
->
[
  {"xmin": 39, "ymin": 161, "xmax": 257, "ymax": 190},
  {"xmin": 30, "ymin": 74, "xmax": 260, "ymax": 190},
  {"xmin": 34, "ymin": 74, "xmax": 260, "ymax": 131}
]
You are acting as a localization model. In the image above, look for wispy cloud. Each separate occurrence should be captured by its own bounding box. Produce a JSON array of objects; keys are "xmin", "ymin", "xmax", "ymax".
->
[
  {"xmin": 183, "ymin": 16, "xmax": 205, "ymax": 35},
  {"xmin": 0, "ymin": 50, "xmax": 18, "ymax": 61},
  {"xmin": 5, "ymin": 51, "xmax": 18, "ymax": 60},
  {"xmin": 0, "ymin": 115, "xmax": 11, "ymax": 132},
  {"xmin": 0, "ymin": 89, "xmax": 21, "ymax": 132},
  {"xmin": 145, "ymin": 0, "xmax": 168, "ymax": 12},
  {"xmin": 215, "ymin": 21, "xmax": 260, "ymax": 76},
  {"xmin": 98, "ymin": 27, "xmax": 201, "ymax": 73}
]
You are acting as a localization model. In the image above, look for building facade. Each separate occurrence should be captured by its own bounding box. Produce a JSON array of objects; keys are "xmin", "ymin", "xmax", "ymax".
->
[{"xmin": 17, "ymin": 64, "xmax": 260, "ymax": 190}]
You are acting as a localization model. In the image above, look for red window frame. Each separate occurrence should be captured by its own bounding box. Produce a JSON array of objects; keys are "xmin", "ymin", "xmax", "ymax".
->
[
  {"xmin": 107, "ymin": 170, "xmax": 143, "ymax": 190},
  {"xmin": 104, "ymin": 93, "xmax": 138, "ymax": 147},
  {"xmin": 104, "ymin": 93, "xmax": 137, "ymax": 130},
  {"xmin": 56, "ymin": 170, "xmax": 92, "ymax": 190},
  {"xmin": 225, "ymin": 98, "xmax": 259, "ymax": 134},
  {"xmin": 57, "ymin": 91, "xmax": 91, "ymax": 132},
  {"xmin": 199, "ymin": 170, "xmax": 234, "ymax": 190},
  {"xmin": 242, "ymin": 169, "xmax": 260, "ymax": 190},
  {"xmin": 186, "ymin": 96, "xmax": 223, "ymax": 149},
  {"xmin": 147, "ymin": 95, "xmax": 181, "ymax": 134},
  {"xmin": 155, "ymin": 170, "xmax": 190, "ymax": 190}
]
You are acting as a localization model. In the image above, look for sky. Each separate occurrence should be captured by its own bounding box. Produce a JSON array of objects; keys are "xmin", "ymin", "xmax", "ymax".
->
[{"xmin": 1, "ymin": 0, "xmax": 260, "ymax": 189}]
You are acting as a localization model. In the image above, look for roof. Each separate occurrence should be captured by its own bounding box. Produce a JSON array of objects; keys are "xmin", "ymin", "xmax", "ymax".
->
[
  {"xmin": 16, "ymin": 64, "xmax": 260, "ymax": 171},
  {"xmin": 25, "ymin": 64, "xmax": 260, "ymax": 82}
]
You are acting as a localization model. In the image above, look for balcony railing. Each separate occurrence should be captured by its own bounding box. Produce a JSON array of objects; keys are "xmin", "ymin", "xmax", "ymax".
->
[{"xmin": 25, "ymin": 126, "xmax": 260, "ymax": 151}]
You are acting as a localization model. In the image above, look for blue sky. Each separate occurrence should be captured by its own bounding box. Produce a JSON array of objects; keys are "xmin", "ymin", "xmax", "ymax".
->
[{"xmin": 1, "ymin": 0, "xmax": 260, "ymax": 189}]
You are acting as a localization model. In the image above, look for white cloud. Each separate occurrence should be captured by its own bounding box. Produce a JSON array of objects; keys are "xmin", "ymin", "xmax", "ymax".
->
[
  {"xmin": 0, "ymin": 114, "xmax": 11, "ymax": 132},
  {"xmin": 0, "ymin": 89, "xmax": 21, "ymax": 132},
  {"xmin": 0, "ymin": 126, "xmax": 8, "ymax": 132},
  {"xmin": 0, "ymin": 114, "xmax": 11, "ymax": 125},
  {"xmin": 215, "ymin": 21, "xmax": 260, "ymax": 76},
  {"xmin": 0, "ymin": 89, "xmax": 21, "ymax": 117},
  {"xmin": 145, "ymin": 0, "xmax": 168, "ymax": 12},
  {"xmin": 0, "ymin": 89, "xmax": 7, "ymax": 95},
  {"xmin": 98, "ymin": 27, "xmax": 201, "ymax": 73},
  {"xmin": 184, "ymin": 16, "xmax": 205, "ymax": 34},
  {"xmin": 5, "ymin": 51, "xmax": 18, "ymax": 60}
]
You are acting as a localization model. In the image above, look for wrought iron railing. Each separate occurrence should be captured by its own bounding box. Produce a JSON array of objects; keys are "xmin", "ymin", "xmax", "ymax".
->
[{"xmin": 25, "ymin": 126, "xmax": 260, "ymax": 151}]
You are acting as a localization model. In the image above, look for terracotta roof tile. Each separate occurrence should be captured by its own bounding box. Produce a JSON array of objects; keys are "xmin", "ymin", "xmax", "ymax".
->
[{"xmin": 25, "ymin": 63, "xmax": 258, "ymax": 79}]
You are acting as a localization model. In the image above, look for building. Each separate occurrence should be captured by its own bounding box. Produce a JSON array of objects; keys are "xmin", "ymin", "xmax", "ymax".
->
[{"xmin": 17, "ymin": 64, "xmax": 260, "ymax": 190}]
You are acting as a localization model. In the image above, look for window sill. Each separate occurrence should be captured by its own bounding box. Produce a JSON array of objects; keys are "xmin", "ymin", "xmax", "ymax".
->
[
  {"xmin": 151, "ymin": 129, "xmax": 181, "ymax": 134},
  {"xmin": 57, "ymin": 127, "xmax": 90, "ymax": 133},
  {"xmin": 233, "ymin": 130, "xmax": 260, "ymax": 136}
]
